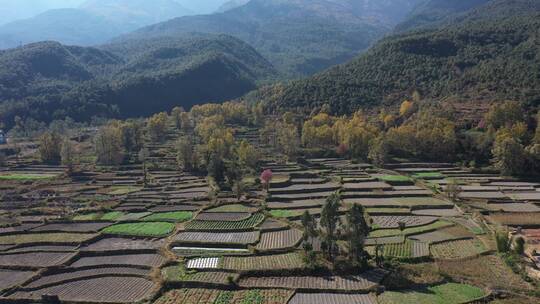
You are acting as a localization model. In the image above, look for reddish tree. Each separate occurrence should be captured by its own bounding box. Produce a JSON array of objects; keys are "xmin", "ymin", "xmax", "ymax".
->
[
  {"xmin": 260, "ymin": 169, "xmax": 273, "ymax": 190},
  {"xmin": 336, "ymin": 143, "xmax": 348, "ymax": 157}
]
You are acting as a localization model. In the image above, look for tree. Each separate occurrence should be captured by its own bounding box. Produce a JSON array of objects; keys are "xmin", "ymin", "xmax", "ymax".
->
[
  {"xmin": 208, "ymin": 154, "xmax": 225, "ymax": 184},
  {"xmin": 320, "ymin": 192, "xmax": 341, "ymax": 261},
  {"xmin": 485, "ymin": 101, "xmax": 523, "ymax": 130},
  {"xmin": 0, "ymin": 152, "xmax": 6, "ymax": 166},
  {"xmin": 171, "ymin": 107, "xmax": 185, "ymax": 129},
  {"xmin": 346, "ymin": 204, "xmax": 370, "ymax": 268},
  {"xmin": 176, "ymin": 136, "xmax": 196, "ymax": 172},
  {"xmin": 514, "ymin": 237, "xmax": 525, "ymax": 255},
  {"xmin": 277, "ymin": 123, "xmax": 300, "ymax": 159},
  {"xmin": 368, "ymin": 135, "xmax": 389, "ymax": 167},
  {"xmin": 95, "ymin": 125, "xmax": 125, "ymax": 166},
  {"xmin": 232, "ymin": 181, "xmax": 245, "ymax": 201},
  {"xmin": 38, "ymin": 132, "xmax": 62, "ymax": 164},
  {"xmin": 492, "ymin": 132, "xmax": 526, "ymax": 176},
  {"xmin": 61, "ymin": 139, "xmax": 76, "ymax": 174},
  {"xmin": 399, "ymin": 100, "xmax": 415, "ymax": 117},
  {"xmin": 237, "ymin": 140, "xmax": 260, "ymax": 171},
  {"xmin": 260, "ymin": 169, "xmax": 273, "ymax": 191},
  {"xmin": 120, "ymin": 120, "xmax": 144, "ymax": 152},
  {"xmin": 445, "ymin": 178, "xmax": 462, "ymax": 202},
  {"xmin": 147, "ymin": 112, "xmax": 168, "ymax": 142},
  {"xmin": 301, "ymin": 211, "xmax": 317, "ymax": 240},
  {"xmin": 138, "ymin": 148, "xmax": 150, "ymax": 187}
]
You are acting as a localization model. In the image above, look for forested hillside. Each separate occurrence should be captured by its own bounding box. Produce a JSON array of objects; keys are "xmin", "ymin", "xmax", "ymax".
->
[
  {"xmin": 0, "ymin": 34, "xmax": 276, "ymax": 128},
  {"xmin": 118, "ymin": 0, "xmax": 424, "ymax": 77},
  {"xmin": 251, "ymin": 0, "xmax": 540, "ymax": 114}
]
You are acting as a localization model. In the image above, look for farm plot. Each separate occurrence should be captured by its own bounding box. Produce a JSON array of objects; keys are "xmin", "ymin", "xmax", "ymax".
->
[
  {"xmin": 486, "ymin": 202, "xmax": 540, "ymax": 213},
  {"xmin": 205, "ymin": 204, "xmax": 259, "ymax": 213},
  {"xmin": 220, "ymin": 252, "xmax": 304, "ymax": 271},
  {"xmin": 24, "ymin": 267, "xmax": 149, "ymax": 288},
  {"xmin": 437, "ymin": 255, "xmax": 533, "ymax": 291},
  {"xmin": 149, "ymin": 204, "xmax": 200, "ymax": 212},
  {"xmin": 185, "ymin": 213, "xmax": 265, "ymax": 231},
  {"xmin": 10, "ymin": 276, "xmax": 156, "ymax": 303},
  {"xmin": 31, "ymin": 222, "xmax": 112, "ymax": 233},
  {"xmin": 0, "ymin": 251, "xmax": 76, "ymax": 267},
  {"xmin": 73, "ymin": 211, "xmax": 124, "ymax": 221},
  {"xmin": 195, "ymin": 212, "xmax": 252, "ymax": 222},
  {"xmin": 289, "ymin": 293, "xmax": 377, "ymax": 304},
  {"xmin": 369, "ymin": 221, "xmax": 454, "ymax": 238},
  {"xmin": 174, "ymin": 231, "xmax": 260, "ymax": 246},
  {"xmin": 267, "ymin": 199, "xmax": 325, "ymax": 210},
  {"xmin": 116, "ymin": 212, "xmax": 153, "ymax": 221},
  {"xmin": 186, "ymin": 257, "xmax": 220, "ymax": 269},
  {"xmin": 255, "ymin": 228, "xmax": 303, "ymax": 251},
  {"xmin": 0, "ymin": 232, "xmax": 96, "ymax": 245},
  {"xmin": 70, "ymin": 253, "xmax": 165, "ymax": 268},
  {"xmin": 431, "ymin": 239, "xmax": 488, "ymax": 260},
  {"xmin": 0, "ymin": 269, "xmax": 35, "ymax": 291},
  {"xmin": 343, "ymin": 182, "xmax": 393, "ymax": 191},
  {"xmin": 4, "ymin": 245, "xmax": 78, "ymax": 253},
  {"xmin": 239, "ymin": 269, "xmax": 387, "ymax": 291},
  {"xmin": 80, "ymin": 237, "xmax": 165, "ymax": 252},
  {"xmin": 412, "ymin": 207, "xmax": 462, "ymax": 217},
  {"xmin": 371, "ymin": 216, "xmax": 437, "ymax": 229},
  {"xmin": 409, "ymin": 226, "xmax": 473, "ymax": 244},
  {"xmin": 376, "ymin": 240, "xmax": 430, "ymax": 259},
  {"xmin": 260, "ymin": 219, "xmax": 289, "ymax": 231},
  {"xmin": 378, "ymin": 283, "xmax": 486, "ymax": 304},
  {"xmin": 162, "ymin": 265, "xmax": 238, "ymax": 285},
  {"xmin": 102, "ymin": 222, "xmax": 175, "ymax": 237},
  {"xmin": 142, "ymin": 211, "xmax": 193, "ymax": 222},
  {"xmin": 154, "ymin": 288, "xmax": 293, "ymax": 304},
  {"xmin": 487, "ymin": 213, "xmax": 540, "ymax": 226}
]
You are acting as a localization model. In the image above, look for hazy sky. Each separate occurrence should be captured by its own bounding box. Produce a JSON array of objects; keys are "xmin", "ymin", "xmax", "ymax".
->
[{"xmin": 0, "ymin": 0, "xmax": 232, "ymax": 25}]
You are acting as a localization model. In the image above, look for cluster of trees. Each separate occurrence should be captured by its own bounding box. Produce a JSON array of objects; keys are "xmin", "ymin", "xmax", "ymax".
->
[
  {"xmin": 38, "ymin": 132, "xmax": 77, "ymax": 173},
  {"xmin": 301, "ymin": 192, "xmax": 372, "ymax": 270}
]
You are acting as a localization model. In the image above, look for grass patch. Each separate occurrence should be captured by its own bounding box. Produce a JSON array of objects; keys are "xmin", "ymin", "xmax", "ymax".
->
[
  {"xmin": 378, "ymin": 175, "xmax": 412, "ymax": 182},
  {"xmin": 142, "ymin": 211, "xmax": 193, "ymax": 222},
  {"xmin": 412, "ymin": 172, "xmax": 445, "ymax": 179},
  {"xmin": 207, "ymin": 204, "xmax": 255, "ymax": 213},
  {"xmin": 73, "ymin": 211, "xmax": 124, "ymax": 221},
  {"xmin": 369, "ymin": 221, "xmax": 454, "ymax": 238},
  {"xmin": 269, "ymin": 210, "xmax": 297, "ymax": 218},
  {"xmin": 379, "ymin": 283, "xmax": 485, "ymax": 304},
  {"xmin": 367, "ymin": 208, "xmax": 410, "ymax": 214},
  {"xmin": 102, "ymin": 222, "xmax": 175, "ymax": 237},
  {"xmin": 0, "ymin": 174, "xmax": 56, "ymax": 180}
]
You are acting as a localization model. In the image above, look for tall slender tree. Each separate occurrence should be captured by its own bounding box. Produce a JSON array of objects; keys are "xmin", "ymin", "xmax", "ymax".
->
[{"xmin": 320, "ymin": 192, "xmax": 341, "ymax": 261}]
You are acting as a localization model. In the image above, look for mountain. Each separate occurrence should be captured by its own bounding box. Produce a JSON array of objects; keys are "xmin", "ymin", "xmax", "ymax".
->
[
  {"xmin": 250, "ymin": 0, "xmax": 540, "ymax": 114},
  {"xmin": 0, "ymin": 0, "xmax": 194, "ymax": 49},
  {"xmin": 176, "ymin": 0, "xmax": 230, "ymax": 14},
  {"xmin": 216, "ymin": 0, "xmax": 251, "ymax": 13},
  {"xmin": 0, "ymin": 0, "xmax": 86, "ymax": 26},
  {"xmin": 395, "ymin": 0, "xmax": 490, "ymax": 32},
  {"xmin": 0, "ymin": 34, "xmax": 276, "ymax": 127},
  {"xmin": 118, "ymin": 0, "xmax": 425, "ymax": 77}
]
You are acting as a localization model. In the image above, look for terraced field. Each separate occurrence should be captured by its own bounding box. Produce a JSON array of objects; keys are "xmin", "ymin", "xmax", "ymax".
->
[
  {"xmin": 185, "ymin": 213, "xmax": 265, "ymax": 231},
  {"xmin": 431, "ymin": 239, "xmax": 488, "ymax": 260}
]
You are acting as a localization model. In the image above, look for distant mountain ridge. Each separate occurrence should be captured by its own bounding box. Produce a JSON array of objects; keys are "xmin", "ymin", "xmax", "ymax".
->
[
  {"xmin": 249, "ymin": 0, "xmax": 540, "ymax": 114},
  {"xmin": 0, "ymin": 34, "xmax": 276, "ymax": 127},
  {"xmin": 0, "ymin": 0, "xmax": 194, "ymax": 49},
  {"xmin": 118, "ymin": 0, "xmax": 425, "ymax": 77}
]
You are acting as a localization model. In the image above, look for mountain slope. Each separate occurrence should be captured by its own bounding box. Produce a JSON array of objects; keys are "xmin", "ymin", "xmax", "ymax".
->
[
  {"xmin": 118, "ymin": 0, "xmax": 424, "ymax": 77},
  {"xmin": 395, "ymin": 0, "xmax": 490, "ymax": 32},
  {"xmin": 0, "ymin": 34, "xmax": 276, "ymax": 127},
  {"xmin": 0, "ymin": 0, "xmax": 86, "ymax": 26},
  {"xmin": 251, "ymin": 0, "xmax": 540, "ymax": 114},
  {"xmin": 0, "ymin": 0, "xmax": 194, "ymax": 49}
]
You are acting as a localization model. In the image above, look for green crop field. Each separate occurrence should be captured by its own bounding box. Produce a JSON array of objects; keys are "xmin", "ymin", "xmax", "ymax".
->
[
  {"xmin": 102, "ymin": 222, "xmax": 175, "ymax": 237},
  {"xmin": 378, "ymin": 175, "xmax": 412, "ymax": 182},
  {"xmin": 379, "ymin": 283, "xmax": 486, "ymax": 304},
  {"xmin": 412, "ymin": 172, "xmax": 445, "ymax": 179},
  {"xmin": 269, "ymin": 209, "xmax": 297, "ymax": 218},
  {"xmin": 186, "ymin": 213, "xmax": 265, "ymax": 231},
  {"xmin": 142, "ymin": 211, "xmax": 193, "ymax": 222}
]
